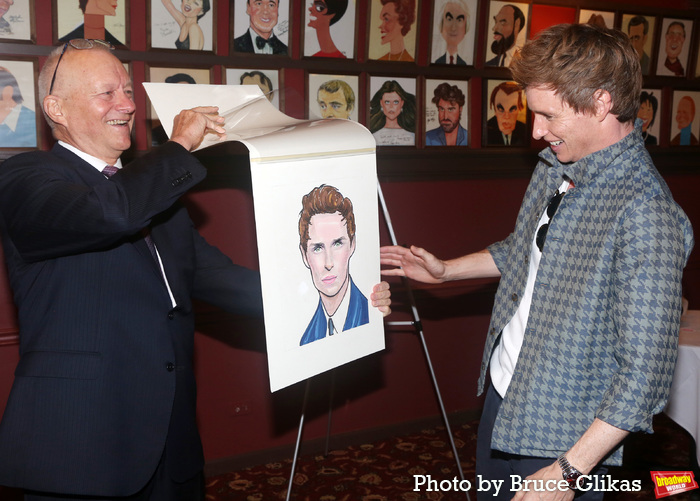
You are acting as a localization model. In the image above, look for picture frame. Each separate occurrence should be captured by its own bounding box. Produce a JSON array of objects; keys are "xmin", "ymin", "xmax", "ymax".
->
[
  {"xmin": 149, "ymin": 0, "xmax": 215, "ymax": 52},
  {"xmin": 482, "ymin": 79, "xmax": 529, "ymax": 147},
  {"xmin": 638, "ymin": 88, "xmax": 662, "ymax": 147},
  {"xmin": 0, "ymin": 57, "xmax": 39, "ymax": 150},
  {"xmin": 145, "ymin": 65, "xmax": 212, "ymax": 147},
  {"xmin": 0, "ymin": 0, "xmax": 35, "ymax": 43},
  {"xmin": 484, "ymin": 0, "xmax": 529, "ymax": 68},
  {"xmin": 429, "ymin": 0, "xmax": 478, "ymax": 66},
  {"xmin": 656, "ymin": 17, "xmax": 694, "ymax": 78},
  {"xmin": 578, "ymin": 9, "xmax": 615, "ymax": 30},
  {"xmin": 669, "ymin": 90, "xmax": 700, "ymax": 145},
  {"xmin": 424, "ymin": 78, "xmax": 469, "ymax": 147},
  {"xmin": 528, "ymin": 4, "xmax": 576, "ymax": 39},
  {"xmin": 367, "ymin": 0, "xmax": 419, "ymax": 62},
  {"xmin": 232, "ymin": 0, "xmax": 290, "ymax": 56},
  {"xmin": 303, "ymin": 0, "xmax": 357, "ymax": 59},
  {"xmin": 308, "ymin": 73, "xmax": 359, "ymax": 121},
  {"xmin": 53, "ymin": 0, "xmax": 128, "ymax": 47},
  {"xmin": 622, "ymin": 14, "xmax": 656, "ymax": 76},
  {"xmin": 225, "ymin": 67, "xmax": 282, "ymax": 110},
  {"xmin": 368, "ymin": 75, "xmax": 417, "ymax": 146}
]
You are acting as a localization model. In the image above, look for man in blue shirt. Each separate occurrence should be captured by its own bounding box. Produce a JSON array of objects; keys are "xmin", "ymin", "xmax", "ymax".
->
[{"xmin": 425, "ymin": 82, "xmax": 468, "ymax": 146}]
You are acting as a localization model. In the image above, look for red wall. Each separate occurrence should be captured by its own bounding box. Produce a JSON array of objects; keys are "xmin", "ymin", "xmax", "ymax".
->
[{"xmin": 0, "ymin": 0, "xmax": 699, "ymax": 467}]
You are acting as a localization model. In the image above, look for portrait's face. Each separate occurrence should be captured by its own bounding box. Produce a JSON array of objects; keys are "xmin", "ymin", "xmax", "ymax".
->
[
  {"xmin": 318, "ymin": 88, "xmax": 351, "ymax": 119},
  {"xmin": 308, "ymin": 0, "xmax": 332, "ymax": 30},
  {"xmin": 85, "ymin": 0, "xmax": 118, "ymax": 16},
  {"xmin": 301, "ymin": 212, "xmax": 356, "ymax": 299},
  {"xmin": 526, "ymin": 86, "xmax": 602, "ymax": 164},
  {"xmin": 379, "ymin": 2, "xmax": 402, "ymax": 45},
  {"xmin": 0, "ymin": 0, "xmax": 13, "ymax": 20},
  {"xmin": 628, "ymin": 23, "xmax": 647, "ymax": 60},
  {"xmin": 665, "ymin": 24, "xmax": 685, "ymax": 60},
  {"xmin": 676, "ymin": 98, "xmax": 694, "ymax": 130},
  {"xmin": 181, "ymin": 0, "xmax": 204, "ymax": 19},
  {"xmin": 380, "ymin": 91, "xmax": 404, "ymax": 121},
  {"xmin": 437, "ymin": 98, "xmax": 461, "ymax": 133},
  {"xmin": 492, "ymin": 6, "xmax": 517, "ymax": 43},
  {"xmin": 493, "ymin": 89, "xmax": 520, "ymax": 135},
  {"xmin": 441, "ymin": 2, "xmax": 467, "ymax": 47},
  {"xmin": 241, "ymin": 74, "xmax": 272, "ymax": 97},
  {"xmin": 246, "ymin": 0, "xmax": 279, "ymax": 38},
  {"xmin": 638, "ymin": 100, "xmax": 654, "ymax": 132},
  {"xmin": 54, "ymin": 50, "xmax": 135, "ymax": 163}
]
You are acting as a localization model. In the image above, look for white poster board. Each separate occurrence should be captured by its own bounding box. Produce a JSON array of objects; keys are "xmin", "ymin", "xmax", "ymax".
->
[{"xmin": 144, "ymin": 83, "xmax": 385, "ymax": 392}]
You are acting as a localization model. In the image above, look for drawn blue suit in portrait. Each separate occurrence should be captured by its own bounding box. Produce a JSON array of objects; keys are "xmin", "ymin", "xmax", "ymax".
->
[
  {"xmin": 299, "ymin": 278, "xmax": 368, "ymax": 346},
  {"xmin": 425, "ymin": 124, "xmax": 468, "ymax": 146}
]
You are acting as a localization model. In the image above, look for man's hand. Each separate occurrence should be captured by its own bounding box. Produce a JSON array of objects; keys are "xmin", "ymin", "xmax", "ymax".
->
[
  {"xmin": 511, "ymin": 462, "xmax": 574, "ymax": 501},
  {"xmin": 169, "ymin": 106, "xmax": 226, "ymax": 151},
  {"xmin": 380, "ymin": 245, "xmax": 447, "ymax": 284},
  {"xmin": 370, "ymin": 281, "xmax": 392, "ymax": 317}
]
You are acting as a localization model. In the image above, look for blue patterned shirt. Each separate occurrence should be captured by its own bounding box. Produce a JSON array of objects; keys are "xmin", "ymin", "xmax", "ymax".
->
[{"xmin": 481, "ymin": 121, "xmax": 694, "ymax": 465}]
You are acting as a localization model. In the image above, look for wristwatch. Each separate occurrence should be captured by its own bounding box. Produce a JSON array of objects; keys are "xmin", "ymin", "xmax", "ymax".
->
[{"xmin": 557, "ymin": 454, "xmax": 583, "ymax": 490}]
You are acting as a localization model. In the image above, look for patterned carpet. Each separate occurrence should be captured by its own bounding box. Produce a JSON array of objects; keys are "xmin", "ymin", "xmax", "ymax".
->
[{"xmin": 0, "ymin": 413, "xmax": 696, "ymax": 500}]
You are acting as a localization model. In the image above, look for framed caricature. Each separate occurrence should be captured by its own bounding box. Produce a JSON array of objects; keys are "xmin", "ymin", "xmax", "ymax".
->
[
  {"xmin": 429, "ymin": 0, "xmax": 477, "ymax": 66},
  {"xmin": 578, "ymin": 9, "xmax": 615, "ymax": 30},
  {"xmin": 146, "ymin": 65, "xmax": 212, "ymax": 147},
  {"xmin": 0, "ymin": 58, "xmax": 38, "ymax": 149},
  {"xmin": 149, "ymin": 0, "xmax": 215, "ymax": 51},
  {"xmin": 622, "ymin": 14, "xmax": 656, "ymax": 76},
  {"xmin": 670, "ymin": 90, "xmax": 700, "ymax": 146},
  {"xmin": 483, "ymin": 79, "xmax": 529, "ymax": 147},
  {"xmin": 308, "ymin": 73, "xmax": 359, "ymax": 121},
  {"xmin": 0, "ymin": 0, "xmax": 34, "ymax": 42},
  {"xmin": 225, "ymin": 67, "xmax": 281, "ymax": 110},
  {"xmin": 424, "ymin": 79, "xmax": 469, "ymax": 146},
  {"xmin": 367, "ymin": 0, "xmax": 419, "ymax": 62},
  {"xmin": 232, "ymin": 0, "xmax": 290, "ymax": 56},
  {"xmin": 54, "ymin": 0, "xmax": 128, "ymax": 47},
  {"xmin": 303, "ymin": 0, "xmax": 356, "ymax": 59},
  {"xmin": 484, "ymin": 1, "xmax": 529, "ymax": 68},
  {"xmin": 638, "ymin": 89, "xmax": 662, "ymax": 147},
  {"xmin": 368, "ymin": 76, "xmax": 416, "ymax": 146},
  {"xmin": 656, "ymin": 18, "xmax": 694, "ymax": 77}
]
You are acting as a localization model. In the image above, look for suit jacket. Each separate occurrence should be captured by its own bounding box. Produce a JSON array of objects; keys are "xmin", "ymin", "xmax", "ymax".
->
[
  {"xmin": 233, "ymin": 30, "xmax": 287, "ymax": 55},
  {"xmin": 486, "ymin": 116, "xmax": 528, "ymax": 146},
  {"xmin": 299, "ymin": 279, "xmax": 368, "ymax": 346},
  {"xmin": 59, "ymin": 24, "xmax": 122, "ymax": 46},
  {"xmin": 434, "ymin": 53, "xmax": 466, "ymax": 65},
  {"xmin": 0, "ymin": 143, "xmax": 263, "ymax": 496}
]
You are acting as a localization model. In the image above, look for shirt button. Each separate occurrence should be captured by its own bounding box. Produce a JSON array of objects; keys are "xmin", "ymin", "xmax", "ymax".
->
[
  {"xmin": 511, "ymin": 293, "xmax": 518, "ymax": 302},
  {"xmin": 166, "ymin": 362, "xmax": 175, "ymax": 372},
  {"xmin": 168, "ymin": 311, "xmax": 175, "ymax": 320}
]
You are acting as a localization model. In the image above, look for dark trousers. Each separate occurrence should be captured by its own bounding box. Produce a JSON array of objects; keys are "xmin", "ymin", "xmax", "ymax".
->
[
  {"xmin": 24, "ymin": 449, "xmax": 204, "ymax": 501},
  {"xmin": 476, "ymin": 384, "xmax": 606, "ymax": 501}
]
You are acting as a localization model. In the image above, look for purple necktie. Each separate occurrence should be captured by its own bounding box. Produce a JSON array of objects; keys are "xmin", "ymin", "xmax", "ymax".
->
[{"xmin": 103, "ymin": 165, "xmax": 161, "ymax": 267}]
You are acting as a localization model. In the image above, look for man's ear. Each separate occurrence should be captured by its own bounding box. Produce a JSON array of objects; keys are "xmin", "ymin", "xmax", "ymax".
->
[
  {"xmin": 300, "ymin": 244, "xmax": 310, "ymax": 269},
  {"xmin": 43, "ymin": 95, "xmax": 67, "ymax": 127},
  {"xmin": 592, "ymin": 89, "xmax": 613, "ymax": 121}
]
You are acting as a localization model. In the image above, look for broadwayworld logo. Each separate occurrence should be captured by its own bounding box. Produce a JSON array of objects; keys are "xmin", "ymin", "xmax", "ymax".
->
[{"xmin": 651, "ymin": 471, "xmax": 699, "ymax": 498}]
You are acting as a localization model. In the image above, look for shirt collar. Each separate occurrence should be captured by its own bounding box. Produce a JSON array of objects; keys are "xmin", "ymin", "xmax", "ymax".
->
[
  {"xmin": 58, "ymin": 140, "xmax": 124, "ymax": 173},
  {"xmin": 321, "ymin": 278, "xmax": 353, "ymax": 334},
  {"xmin": 2, "ymin": 103, "xmax": 21, "ymax": 132}
]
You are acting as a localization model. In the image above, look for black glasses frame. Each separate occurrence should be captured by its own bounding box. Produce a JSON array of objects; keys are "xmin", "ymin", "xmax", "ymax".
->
[{"xmin": 48, "ymin": 39, "xmax": 115, "ymax": 96}]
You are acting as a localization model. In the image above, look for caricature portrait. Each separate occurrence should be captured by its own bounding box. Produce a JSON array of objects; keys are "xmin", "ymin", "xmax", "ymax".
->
[
  {"xmin": 0, "ymin": 62, "xmax": 36, "ymax": 148},
  {"xmin": 157, "ymin": 0, "xmax": 211, "ymax": 50},
  {"xmin": 309, "ymin": 74, "xmax": 358, "ymax": 121},
  {"xmin": 430, "ymin": 0, "xmax": 477, "ymax": 66},
  {"xmin": 369, "ymin": 77, "xmax": 416, "ymax": 146},
  {"xmin": 233, "ymin": 0, "xmax": 288, "ymax": 55},
  {"xmin": 0, "ymin": 0, "xmax": 31, "ymax": 41},
  {"xmin": 638, "ymin": 90, "xmax": 660, "ymax": 146},
  {"xmin": 656, "ymin": 18, "xmax": 693, "ymax": 77},
  {"xmin": 226, "ymin": 68, "xmax": 280, "ymax": 109},
  {"xmin": 368, "ymin": 0, "xmax": 417, "ymax": 62},
  {"xmin": 623, "ymin": 14, "xmax": 655, "ymax": 76},
  {"xmin": 58, "ymin": 0, "xmax": 126, "ymax": 46},
  {"xmin": 484, "ymin": 1, "xmax": 528, "ymax": 67},
  {"xmin": 670, "ymin": 92, "xmax": 700, "ymax": 146},
  {"xmin": 304, "ymin": 0, "xmax": 355, "ymax": 59},
  {"xmin": 425, "ymin": 81, "xmax": 468, "ymax": 146},
  {"xmin": 485, "ymin": 80, "xmax": 528, "ymax": 147},
  {"xmin": 298, "ymin": 185, "xmax": 369, "ymax": 346}
]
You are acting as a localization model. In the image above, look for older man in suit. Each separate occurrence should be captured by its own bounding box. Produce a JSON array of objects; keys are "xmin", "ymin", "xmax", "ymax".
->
[{"xmin": 0, "ymin": 39, "xmax": 389, "ymax": 500}]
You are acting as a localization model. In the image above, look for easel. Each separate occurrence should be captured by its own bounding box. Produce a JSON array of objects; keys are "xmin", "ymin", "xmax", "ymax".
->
[{"xmin": 285, "ymin": 183, "xmax": 472, "ymax": 501}]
